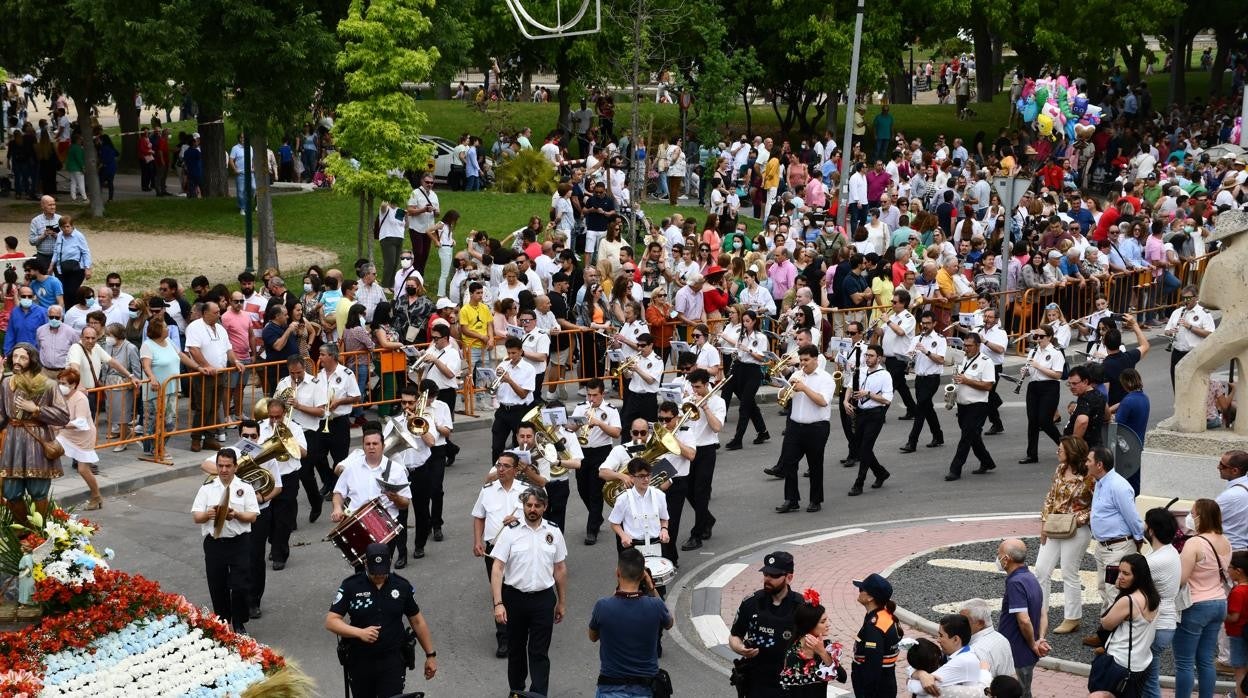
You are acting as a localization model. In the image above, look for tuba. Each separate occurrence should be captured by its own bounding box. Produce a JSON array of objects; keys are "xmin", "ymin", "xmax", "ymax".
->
[
  {"xmin": 602, "ymin": 425, "xmax": 682, "ymax": 507},
  {"xmin": 207, "ymin": 421, "xmax": 302, "ymax": 505},
  {"xmin": 382, "ymin": 414, "xmax": 422, "ymax": 458},
  {"xmin": 522, "ymin": 405, "xmax": 572, "ymax": 477}
]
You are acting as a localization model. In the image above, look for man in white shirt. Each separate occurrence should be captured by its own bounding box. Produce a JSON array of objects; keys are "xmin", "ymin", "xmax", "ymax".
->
[
  {"xmin": 608, "ymin": 458, "xmax": 670, "ymax": 552},
  {"xmin": 95, "ymin": 286, "xmax": 129, "ymax": 328},
  {"xmin": 619, "ymin": 333, "xmax": 663, "ymax": 428},
  {"xmin": 878, "ymin": 292, "xmax": 917, "ymax": 418},
  {"xmin": 315, "ymin": 343, "xmax": 362, "ymax": 490},
  {"xmin": 961, "ymin": 598, "xmax": 1016, "ymax": 678},
  {"xmin": 277, "ymin": 356, "xmax": 331, "ymax": 522},
  {"xmin": 387, "ymin": 384, "xmax": 444, "ymax": 566},
  {"xmin": 901, "ymin": 311, "xmax": 946, "ymax": 453},
  {"xmin": 355, "ymin": 263, "xmax": 386, "ymax": 322},
  {"xmin": 848, "ymin": 162, "xmax": 869, "ymax": 231},
  {"xmin": 330, "ymin": 425, "xmax": 411, "ymax": 531},
  {"xmin": 945, "ymin": 333, "xmax": 998, "ymax": 480},
  {"xmin": 191, "ymin": 447, "xmax": 260, "ymax": 633},
  {"xmin": 568, "ymin": 379, "xmax": 622, "ymax": 545},
  {"xmin": 518, "ymin": 308, "xmax": 550, "ymax": 406},
  {"xmin": 1164, "ymin": 285, "xmax": 1215, "ymax": 388},
  {"xmin": 185, "ymin": 301, "xmax": 242, "ymax": 452},
  {"xmin": 257, "ymin": 400, "xmax": 307, "ymax": 572},
  {"xmin": 846, "ymin": 344, "xmax": 893, "ymax": 496},
  {"xmin": 680, "ymin": 369, "xmax": 725, "ymax": 551},
  {"xmin": 491, "ymin": 336, "xmax": 536, "ymax": 462},
  {"xmin": 978, "ymin": 309, "xmax": 1009, "ymax": 434},
  {"xmin": 472, "ymin": 450, "xmax": 527, "ymax": 658},
  {"xmin": 405, "ymin": 175, "xmax": 440, "ymax": 274},
  {"xmin": 765, "ymin": 346, "xmax": 835, "ymax": 512}
]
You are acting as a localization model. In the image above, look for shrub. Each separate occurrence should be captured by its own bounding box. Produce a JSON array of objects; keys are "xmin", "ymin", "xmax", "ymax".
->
[{"xmin": 493, "ymin": 149, "xmax": 558, "ymax": 194}]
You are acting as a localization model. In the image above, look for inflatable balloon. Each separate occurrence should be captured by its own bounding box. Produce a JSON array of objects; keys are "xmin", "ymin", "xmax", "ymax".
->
[
  {"xmin": 1233, "ymin": 116, "xmax": 1243, "ymax": 146},
  {"xmin": 1057, "ymin": 75, "xmax": 1069, "ymax": 90},
  {"xmin": 1022, "ymin": 97, "xmax": 1038, "ymax": 124},
  {"xmin": 1072, "ymin": 95, "xmax": 1088, "ymax": 117},
  {"xmin": 1085, "ymin": 104, "xmax": 1102, "ymax": 120},
  {"xmin": 1037, "ymin": 113, "xmax": 1054, "ymax": 139},
  {"xmin": 1021, "ymin": 78, "xmax": 1036, "ymax": 100},
  {"xmin": 1033, "ymin": 86, "xmax": 1049, "ymax": 110},
  {"xmin": 1075, "ymin": 123, "xmax": 1096, "ymax": 140}
]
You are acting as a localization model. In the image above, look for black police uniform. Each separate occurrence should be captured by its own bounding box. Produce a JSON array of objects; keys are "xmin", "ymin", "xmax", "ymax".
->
[
  {"xmin": 329, "ymin": 570, "xmax": 420, "ymax": 698},
  {"xmin": 729, "ymin": 587, "xmax": 803, "ymax": 698}
]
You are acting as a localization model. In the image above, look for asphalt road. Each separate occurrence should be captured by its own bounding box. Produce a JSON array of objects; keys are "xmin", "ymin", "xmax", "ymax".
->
[{"xmin": 86, "ymin": 347, "xmax": 1178, "ymax": 697}]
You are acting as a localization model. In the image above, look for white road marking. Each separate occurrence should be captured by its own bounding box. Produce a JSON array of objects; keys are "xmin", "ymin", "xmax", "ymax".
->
[
  {"xmin": 696, "ymin": 563, "xmax": 749, "ymax": 590},
  {"xmin": 790, "ymin": 528, "xmax": 869, "ymax": 546},
  {"xmin": 947, "ymin": 514, "xmax": 1039, "ymax": 522},
  {"xmin": 691, "ymin": 614, "xmax": 731, "ymax": 647}
]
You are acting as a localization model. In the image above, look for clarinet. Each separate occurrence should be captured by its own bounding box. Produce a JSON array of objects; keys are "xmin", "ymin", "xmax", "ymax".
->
[
  {"xmin": 1166, "ymin": 308, "xmax": 1187, "ymax": 353},
  {"xmin": 1013, "ymin": 345, "xmax": 1038, "ymax": 394}
]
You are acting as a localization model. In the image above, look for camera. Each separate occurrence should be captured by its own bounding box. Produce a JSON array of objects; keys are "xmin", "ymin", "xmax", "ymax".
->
[
  {"xmin": 46, "ymin": 224, "xmax": 61, "ymax": 234},
  {"xmin": 1109, "ymin": 313, "xmax": 1127, "ymax": 322}
]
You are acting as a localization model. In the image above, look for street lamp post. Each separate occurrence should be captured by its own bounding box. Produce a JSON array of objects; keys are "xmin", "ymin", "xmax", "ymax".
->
[{"xmin": 835, "ymin": 0, "xmax": 866, "ymax": 230}]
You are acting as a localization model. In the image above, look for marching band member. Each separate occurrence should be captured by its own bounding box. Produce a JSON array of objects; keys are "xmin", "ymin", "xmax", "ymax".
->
[
  {"xmin": 567, "ymin": 378, "xmax": 621, "ymax": 546},
  {"xmin": 330, "ymin": 425, "xmax": 411, "ymax": 561},
  {"xmin": 258, "ymin": 398, "xmax": 307, "ymax": 571},
  {"xmin": 767, "ymin": 345, "xmax": 836, "ymax": 513},
  {"xmin": 613, "ymin": 301, "xmax": 649, "ymax": 360},
  {"xmin": 608, "ymin": 457, "xmax": 670, "ymax": 554},
  {"xmin": 1018, "ymin": 324, "xmax": 1065, "ymax": 464},
  {"xmin": 793, "ymin": 328, "xmax": 827, "ymax": 372},
  {"xmin": 681, "ymin": 369, "xmax": 725, "ymax": 551},
  {"xmin": 485, "ymin": 422, "xmax": 550, "ymax": 489},
  {"xmin": 599, "ymin": 417, "xmax": 653, "ymax": 490},
  {"xmin": 422, "ymin": 320, "xmax": 463, "ymax": 472},
  {"xmin": 837, "ymin": 321, "xmax": 869, "ymax": 469},
  {"xmin": 1042, "ymin": 303, "xmax": 1072, "ymax": 350},
  {"xmin": 655, "ymin": 400, "xmax": 698, "ymax": 565},
  {"xmin": 518, "ymin": 308, "xmax": 550, "ymax": 408},
  {"xmin": 725, "ymin": 309, "xmax": 770, "ymax": 451},
  {"xmin": 900, "ymin": 311, "xmax": 946, "ymax": 453},
  {"xmin": 492, "ymin": 419, "xmax": 583, "ymax": 531},
  {"xmin": 191, "ymin": 447, "xmax": 259, "ymax": 634},
  {"xmin": 691, "ymin": 322, "xmax": 722, "ymax": 382},
  {"xmin": 490, "ymin": 336, "xmax": 535, "ymax": 463},
  {"xmin": 978, "ymin": 308, "xmax": 1008, "ymax": 435},
  {"xmin": 944, "ymin": 333, "xmax": 998, "ymax": 481},
  {"xmin": 489, "ymin": 487, "xmax": 567, "ymax": 697},
  {"xmin": 1070, "ymin": 295, "xmax": 1113, "ymax": 347},
  {"xmin": 1164, "ymin": 285, "xmax": 1214, "ymax": 388},
  {"xmin": 878, "ymin": 291, "xmax": 917, "ymax": 419},
  {"xmin": 314, "ymin": 343, "xmax": 361, "ymax": 498},
  {"xmin": 846, "ymin": 344, "xmax": 893, "ymax": 497},
  {"xmin": 471, "ymin": 450, "xmax": 525, "ymax": 658},
  {"xmin": 280, "ymin": 355, "xmax": 330, "ymax": 522},
  {"xmin": 387, "ymin": 385, "xmax": 435, "ymax": 568},
  {"xmin": 417, "ymin": 379, "xmax": 454, "ymax": 547},
  {"xmin": 620, "ymin": 333, "xmax": 663, "ymax": 427}
]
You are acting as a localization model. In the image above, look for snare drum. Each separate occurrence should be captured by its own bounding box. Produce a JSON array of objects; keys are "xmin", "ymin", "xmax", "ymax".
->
[
  {"xmin": 324, "ymin": 497, "xmax": 403, "ymax": 567},
  {"xmin": 644, "ymin": 556, "xmax": 677, "ymax": 588}
]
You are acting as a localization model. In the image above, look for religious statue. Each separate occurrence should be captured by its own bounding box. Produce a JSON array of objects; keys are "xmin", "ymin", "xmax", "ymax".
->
[
  {"xmin": 16, "ymin": 538, "xmax": 35, "ymax": 606},
  {"xmin": 0, "ymin": 342, "xmax": 70, "ymax": 526}
]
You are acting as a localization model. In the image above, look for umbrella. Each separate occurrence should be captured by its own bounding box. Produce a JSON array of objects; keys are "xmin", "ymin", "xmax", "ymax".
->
[{"xmin": 1203, "ymin": 142, "xmax": 1246, "ymax": 161}]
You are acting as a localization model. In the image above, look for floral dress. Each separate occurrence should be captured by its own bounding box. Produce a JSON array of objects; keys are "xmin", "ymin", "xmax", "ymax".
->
[{"xmin": 779, "ymin": 638, "xmax": 845, "ymax": 696}]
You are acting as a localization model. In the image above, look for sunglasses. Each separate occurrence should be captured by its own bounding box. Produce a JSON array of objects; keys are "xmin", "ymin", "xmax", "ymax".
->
[
  {"xmin": 691, "ymin": 333, "xmax": 704, "ymax": 338},
  {"xmin": 630, "ymin": 429, "xmax": 648, "ymax": 436},
  {"xmin": 19, "ymin": 294, "xmax": 33, "ymax": 299},
  {"xmin": 107, "ymin": 283, "xmax": 121, "ymax": 288}
]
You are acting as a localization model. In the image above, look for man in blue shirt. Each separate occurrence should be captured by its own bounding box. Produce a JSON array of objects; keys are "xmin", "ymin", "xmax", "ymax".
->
[
  {"xmin": 996, "ymin": 539, "xmax": 1045, "ymax": 698},
  {"xmin": 589, "ymin": 548, "xmax": 672, "ymax": 695},
  {"xmin": 48, "ymin": 215, "xmax": 92, "ymax": 307},
  {"xmin": 4, "ymin": 286, "xmax": 46, "ymax": 355},
  {"xmin": 23, "ymin": 258, "xmax": 63, "ymax": 309},
  {"xmin": 1087, "ymin": 445, "xmax": 1145, "ymax": 643}
]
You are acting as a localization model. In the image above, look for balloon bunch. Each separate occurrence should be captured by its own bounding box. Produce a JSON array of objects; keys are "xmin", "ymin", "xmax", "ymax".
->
[{"xmin": 1017, "ymin": 75, "xmax": 1102, "ymax": 142}]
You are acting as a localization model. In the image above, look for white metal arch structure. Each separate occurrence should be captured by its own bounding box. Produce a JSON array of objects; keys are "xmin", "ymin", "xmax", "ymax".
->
[{"xmin": 504, "ymin": 0, "xmax": 601, "ymax": 39}]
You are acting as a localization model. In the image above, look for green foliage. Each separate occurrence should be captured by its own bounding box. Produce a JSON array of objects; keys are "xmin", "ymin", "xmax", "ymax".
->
[{"xmin": 493, "ymin": 150, "xmax": 558, "ymax": 194}]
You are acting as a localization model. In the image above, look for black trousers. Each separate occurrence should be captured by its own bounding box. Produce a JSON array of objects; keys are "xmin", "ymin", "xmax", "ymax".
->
[
  {"xmin": 270, "ymin": 472, "xmax": 299, "ymax": 562},
  {"xmin": 1170, "ymin": 349, "xmax": 1187, "ymax": 389},
  {"xmin": 906, "ymin": 374, "xmax": 944, "ymax": 445},
  {"xmin": 248, "ymin": 507, "xmax": 272, "ymax": 607},
  {"xmin": 484, "ymin": 548, "xmax": 508, "ymax": 645},
  {"xmin": 988, "ymin": 364, "xmax": 1004, "ymax": 428},
  {"xmin": 579, "ymin": 445, "xmax": 611, "ymax": 534},
  {"xmin": 621, "ymin": 391, "xmax": 658, "ymax": 429},
  {"xmin": 346, "ymin": 647, "xmax": 406, "ymax": 698},
  {"xmin": 309, "ymin": 415, "xmax": 349, "ymax": 487},
  {"xmin": 57, "ymin": 269, "xmax": 86, "ymax": 311},
  {"xmin": 780, "ymin": 420, "xmax": 830, "ymax": 504},
  {"xmin": 884, "ymin": 356, "xmax": 915, "ymax": 413},
  {"xmin": 1024, "ymin": 381, "xmax": 1062, "ymax": 459},
  {"xmin": 949, "ymin": 402, "xmax": 994, "ymax": 476},
  {"xmin": 839, "ymin": 394, "xmax": 857, "ymax": 460},
  {"xmin": 853, "ymin": 408, "xmax": 889, "ymax": 488},
  {"xmin": 731, "ymin": 366, "xmax": 768, "ymax": 442},
  {"xmin": 404, "ymin": 462, "xmax": 432, "ymax": 551},
  {"xmin": 688, "ymin": 445, "xmax": 718, "ymax": 539},
  {"xmin": 203, "ymin": 533, "xmax": 251, "ymax": 630},
  {"xmin": 502, "ymin": 584, "xmax": 557, "ymax": 696},
  {"xmin": 532, "ymin": 371, "xmax": 546, "ymax": 404},
  {"xmin": 298, "ymin": 428, "xmax": 331, "ymax": 515},
  {"xmin": 662, "ymin": 475, "xmax": 688, "ymax": 564},
  {"xmin": 545, "ymin": 478, "xmax": 570, "ymax": 531},
  {"xmin": 492, "ymin": 404, "xmax": 526, "ymax": 462},
  {"xmin": 427, "ymin": 445, "xmax": 448, "ymax": 529}
]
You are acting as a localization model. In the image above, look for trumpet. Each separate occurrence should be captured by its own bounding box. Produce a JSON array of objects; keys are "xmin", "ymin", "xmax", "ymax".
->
[
  {"xmin": 487, "ymin": 365, "xmax": 510, "ymax": 395},
  {"xmin": 675, "ymin": 375, "xmax": 731, "ymax": 429},
  {"xmin": 577, "ymin": 407, "xmax": 606, "ymax": 445},
  {"xmin": 764, "ymin": 350, "xmax": 798, "ymax": 380},
  {"xmin": 410, "ymin": 348, "xmax": 444, "ymax": 375},
  {"xmin": 610, "ymin": 354, "xmax": 640, "ymax": 380},
  {"xmin": 777, "ymin": 374, "xmax": 802, "ymax": 409},
  {"xmin": 321, "ymin": 388, "xmax": 335, "ymax": 433}
]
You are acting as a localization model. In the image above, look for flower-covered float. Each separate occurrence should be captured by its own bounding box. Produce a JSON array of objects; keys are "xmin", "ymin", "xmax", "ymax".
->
[{"xmin": 0, "ymin": 501, "xmax": 311, "ymax": 697}]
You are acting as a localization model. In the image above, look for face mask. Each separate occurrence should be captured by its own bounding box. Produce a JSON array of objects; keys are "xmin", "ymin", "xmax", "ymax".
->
[
  {"xmin": 303, "ymin": 283, "xmax": 313, "ymax": 293},
  {"xmin": 406, "ymin": 287, "xmax": 418, "ymax": 296},
  {"xmin": 48, "ymin": 319, "xmax": 61, "ymax": 329},
  {"xmin": 58, "ymin": 384, "xmax": 71, "ymax": 397},
  {"xmin": 19, "ymin": 298, "xmax": 32, "ymax": 309},
  {"xmin": 1184, "ymin": 226, "xmax": 1195, "ymax": 233},
  {"xmin": 994, "ymin": 556, "xmax": 1005, "ymax": 573},
  {"xmin": 733, "ymin": 240, "xmax": 744, "ymax": 249},
  {"xmin": 128, "ymin": 310, "xmax": 139, "ymax": 319},
  {"xmin": 105, "ymin": 337, "xmax": 117, "ymax": 347},
  {"xmin": 400, "ymin": 258, "xmax": 413, "ymax": 269},
  {"xmin": 1185, "ymin": 513, "xmax": 1195, "ymax": 532},
  {"xmin": 86, "ymin": 298, "xmax": 97, "ymax": 308},
  {"xmin": 767, "ymin": 224, "xmax": 777, "ymax": 231}
]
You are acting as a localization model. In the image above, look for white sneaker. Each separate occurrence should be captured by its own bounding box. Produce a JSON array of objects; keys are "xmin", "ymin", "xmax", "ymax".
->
[
  {"xmin": 112, "ymin": 444, "xmax": 127, "ymax": 453},
  {"xmin": 678, "ymin": 194, "xmax": 689, "ymax": 200}
]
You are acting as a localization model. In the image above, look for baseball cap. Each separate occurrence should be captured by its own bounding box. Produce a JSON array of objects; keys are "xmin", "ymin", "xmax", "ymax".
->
[
  {"xmin": 759, "ymin": 550, "xmax": 795, "ymax": 576},
  {"xmin": 147, "ymin": 297, "xmax": 167, "ymax": 309},
  {"xmin": 852, "ymin": 573, "xmax": 893, "ymax": 601},
  {"xmin": 435, "ymin": 297, "xmax": 455, "ymax": 310},
  {"xmin": 364, "ymin": 542, "xmax": 391, "ymax": 575},
  {"xmin": 1047, "ymin": 250, "xmax": 1061, "ymax": 260}
]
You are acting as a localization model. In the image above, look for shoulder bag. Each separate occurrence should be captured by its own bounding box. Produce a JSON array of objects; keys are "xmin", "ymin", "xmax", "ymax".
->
[
  {"xmin": 1196, "ymin": 534, "xmax": 1235, "ymax": 596},
  {"xmin": 1087, "ymin": 595, "xmax": 1140, "ymax": 697},
  {"xmin": 1042, "ymin": 512, "xmax": 1078, "ymax": 539},
  {"xmin": 20, "ymin": 422, "xmax": 65, "ymax": 460}
]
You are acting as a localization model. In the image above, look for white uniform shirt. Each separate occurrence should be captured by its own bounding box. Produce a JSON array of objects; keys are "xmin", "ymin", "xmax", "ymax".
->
[
  {"xmin": 980, "ymin": 325, "xmax": 1008, "ymax": 366},
  {"xmin": 258, "ymin": 418, "xmax": 307, "ymax": 478},
  {"xmin": 495, "ymin": 357, "xmax": 536, "ymax": 407},
  {"xmin": 1167, "ymin": 303, "xmax": 1215, "ymax": 352},
  {"xmin": 321, "ymin": 364, "xmax": 363, "ymax": 418},
  {"xmin": 789, "ymin": 367, "xmax": 836, "ymax": 424},
  {"xmin": 600, "ymin": 441, "xmax": 649, "ymax": 475},
  {"xmin": 276, "ymin": 374, "xmax": 325, "ymax": 432},
  {"xmin": 192, "ymin": 477, "xmax": 259, "ymax": 538},
  {"xmin": 1029, "ymin": 345, "xmax": 1064, "ymax": 382},
  {"xmin": 608, "ymin": 487, "xmax": 669, "ymax": 540},
  {"xmin": 521, "ymin": 330, "xmax": 551, "ymax": 376},
  {"xmin": 617, "ymin": 320, "xmax": 649, "ymax": 360},
  {"xmin": 471, "ymin": 480, "xmax": 526, "ymax": 545},
  {"xmin": 910, "ymin": 332, "xmax": 947, "ymax": 376},
  {"xmin": 425, "ymin": 345, "xmax": 463, "ymax": 392},
  {"xmin": 628, "ymin": 352, "xmax": 663, "ymax": 394},
  {"xmin": 956, "ymin": 352, "xmax": 995, "ymax": 404},
  {"xmin": 739, "ymin": 285, "xmax": 776, "ymax": 315},
  {"xmin": 332, "ymin": 452, "xmax": 411, "ymax": 520},
  {"xmin": 405, "ymin": 187, "xmax": 439, "ymax": 234},
  {"xmin": 838, "ymin": 340, "xmax": 869, "ymax": 392},
  {"xmin": 857, "ymin": 368, "xmax": 894, "ymax": 410},
  {"xmin": 184, "ymin": 319, "xmax": 232, "ymax": 368},
  {"xmin": 1050, "ymin": 321, "xmax": 1071, "ymax": 350},
  {"xmin": 491, "ymin": 518, "xmax": 567, "ymax": 592},
  {"xmin": 882, "ymin": 311, "xmax": 916, "ymax": 358},
  {"xmin": 694, "ymin": 343, "xmax": 721, "ymax": 373},
  {"xmin": 683, "ymin": 394, "xmax": 726, "ymax": 447},
  {"xmin": 735, "ymin": 330, "xmax": 768, "ymax": 365},
  {"xmin": 569, "ymin": 401, "xmax": 621, "ymax": 448},
  {"xmin": 665, "ymin": 422, "xmax": 695, "ymax": 477}
]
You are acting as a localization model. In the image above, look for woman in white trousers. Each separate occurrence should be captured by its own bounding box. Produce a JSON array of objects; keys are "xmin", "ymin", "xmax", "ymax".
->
[{"xmin": 1033, "ymin": 435, "xmax": 1096, "ymax": 636}]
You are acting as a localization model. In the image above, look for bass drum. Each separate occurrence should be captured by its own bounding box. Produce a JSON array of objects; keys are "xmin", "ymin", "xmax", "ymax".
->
[{"xmin": 324, "ymin": 497, "xmax": 403, "ymax": 567}]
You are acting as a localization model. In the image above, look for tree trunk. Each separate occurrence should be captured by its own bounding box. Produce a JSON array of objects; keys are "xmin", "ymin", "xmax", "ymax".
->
[
  {"xmin": 555, "ymin": 50, "xmax": 572, "ymax": 132},
  {"xmin": 971, "ymin": 13, "xmax": 994, "ymax": 103},
  {"xmin": 825, "ymin": 90, "xmax": 840, "ymax": 137},
  {"xmin": 199, "ymin": 102, "xmax": 228, "ymax": 197},
  {"xmin": 116, "ymin": 94, "xmax": 141, "ymax": 172},
  {"xmin": 357, "ymin": 191, "xmax": 367, "ymax": 261},
  {"xmin": 367, "ymin": 194, "xmax": 376, "ymax": 262},
  {"xmin": 743, "ymin": 86, "xmax": 754, "ymax": 135},
  {"xmin": 1169, "ymin": 18, "xmax": 1186, "ymax": 106},
  {"xmin": 252, "ymin": 131, "xmax": 279, "ymax": 272},
  {"xmin": 522, "ymin": 71, "xmax": 533, "ymax": 100},
  {"xmin": 888, "ymin": 57, "xmax": 912, "ymax": 105},
  {"xmin": 435, "ymin": 83, "xmax": 452, "ymax": 100},
  {"xmin": 1121, "ymin": 42, "xmax": 1143, "ymax": 85},
  {"xmin": 1210, "ymin": 30, "xmax": 1231, "ymax": 97},
  {"xmin": 72, "ymin": 94, "xmax": 104, "ymax": 218},
  {"xmin": 991, "ymin": 36, "xmax": 1004, "ymax": 93}
]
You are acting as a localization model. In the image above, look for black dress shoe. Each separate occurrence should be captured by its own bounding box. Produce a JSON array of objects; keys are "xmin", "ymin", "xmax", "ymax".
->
[
  {"xmin": 249, "ymin": 606, "xmax": 262, "ymax": 619},
  {"xmin": 898, "ymin": 412, "xmax": 915, "ymax": 420},
  {"xmin": 847, "ymin": 487, "xmax": 864, "ymax": 496},
  {"xmin": 899, "ymin": 444, "xmax": 916, "ymax": 453},
  {"xmin": 871, "ymin": 472, "xmax": 891, "ymax": 489},
  {"xmin": 309, "ymin": 507, "xmax": 322, "ymax": 523},
  {"xmin": 985, "ymin": 425, "xmax": 1004, "ymax": 435},
  {"xmin": 802, "ymin": 470, "xmax": 810, "ymax": 477},
  {"xmin": 842, "ymin": 458, "xmax": 858, "ymax": 468},
  {"xmin": 681, "ymin": 536, "xmax": 703, "ymax": 551},
  {"xmin": 703, "ymin": 519, "xmax": 715, "ymax": 539},
  {"xmin": 944, "ymin": 473, "xmax": 961, "ymax": 481},
  {"xmin": 412, "ymin": 548, "xmax": 425, "ymax": 559},
  {"xmin": 753, "ymin": 432, "xmax": 771, "ymax": 444},
  {"xmin": 394, "ymin": 553, "xmax": 408, "ymax": 569},
  {"xmin": 972, "ymin": 465, "xmax": 996, "ymax": 474},
  {"xmin": 496, "ymin": 643, "xmax": 509, "ymax": 658},
  {"xmin": 925, "ymin": 440, "xmax": 944, "ymax": 448},
  {"xmin": 775, "ymin": 501, "xmax": 800, "ymax": 513},
  {"xmin": 806, "ymin": 503, "xmax": 822, "ymax": 513},
  {"xmin": 584, "ymin": 532, "xmax": 598, "ymax": 545},
  {"xmin": 725, "ymin": 441, "xmax": 743, "ymax": 451},
  {"xmin": 233, "ymin": 624, "xmax": 247, "ymax": 635},
  {"xmin": 1018, "ymin": 457, "xmax": 1039, "ymax": 464},
  {"xmin": 763, "ymin": 467, "xmax": 783, "ymax": 478},
  {"xmin": 271, "ymin": 559, "xmax": 286, "ymax": 571},
  {"xmin": 433, "ymin": 528, "xmax": 444, "ymax": 542},
  {"xmin": 839, "ymin": 457, "xmax": 852, "ymax": 465}
]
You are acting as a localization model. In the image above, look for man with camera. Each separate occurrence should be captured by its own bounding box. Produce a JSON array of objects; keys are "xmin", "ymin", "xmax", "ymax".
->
[
  {"xmin": 326, "ymin": 542, "xmax": 438, "ymax": 698},
  {"xmin": 589, "ymin": 547, "xmax": 674, "ymax": 698},
  {"xmin": 28, "ymin": 195, "xmax": 60, "ymax": 268}
]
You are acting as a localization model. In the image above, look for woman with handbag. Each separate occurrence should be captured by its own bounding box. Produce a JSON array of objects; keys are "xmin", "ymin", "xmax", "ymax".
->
[
  {"xmin": 1173, "ymin": 498, "xmax": 1232, "ymax": 698},
  {"xmin": 1034, "ymin": 435, "xmax": 1095, "ymax": 635},
  {"xmin": 1088, "ymin": 553, "xmax": 1159, "ymax": 698}
]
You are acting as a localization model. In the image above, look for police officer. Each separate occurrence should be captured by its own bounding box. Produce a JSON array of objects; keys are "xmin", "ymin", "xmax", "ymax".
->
[
  {"xmin": 728, "ymin": 551, "xmax": 803, "ymax": 698},
  {"xmin": 326, "ymin": 542, "xmax": 438, "ymax": 698},
  {"xmin": 850, "ymin": 573, "xmax": 901, "ymax": 698},
  {"xmin": 191, "ymin": 448, "xmax": 259, "ymax": 634},
  {"xmin": 490, "ymin": 486, "xmax": 568, "ymax": 698}
]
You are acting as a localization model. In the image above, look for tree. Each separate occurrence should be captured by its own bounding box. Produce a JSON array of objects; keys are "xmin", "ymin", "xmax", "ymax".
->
[
  {"xmin": 0, "ymin": 0, "xmax": 187, "ymax": 217},
  {"xmin": 325, "ymin": 0, "xmax": 438, "ymax": 261}
]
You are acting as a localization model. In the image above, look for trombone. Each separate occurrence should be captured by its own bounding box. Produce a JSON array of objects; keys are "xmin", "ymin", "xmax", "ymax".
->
[
  {"xmin": 409, "ymin": 392, "xmax": 431, "ymax": 436},
  {"xmin": 675, "ymin": 375, "xmax": 731, "ymax": 429}
]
